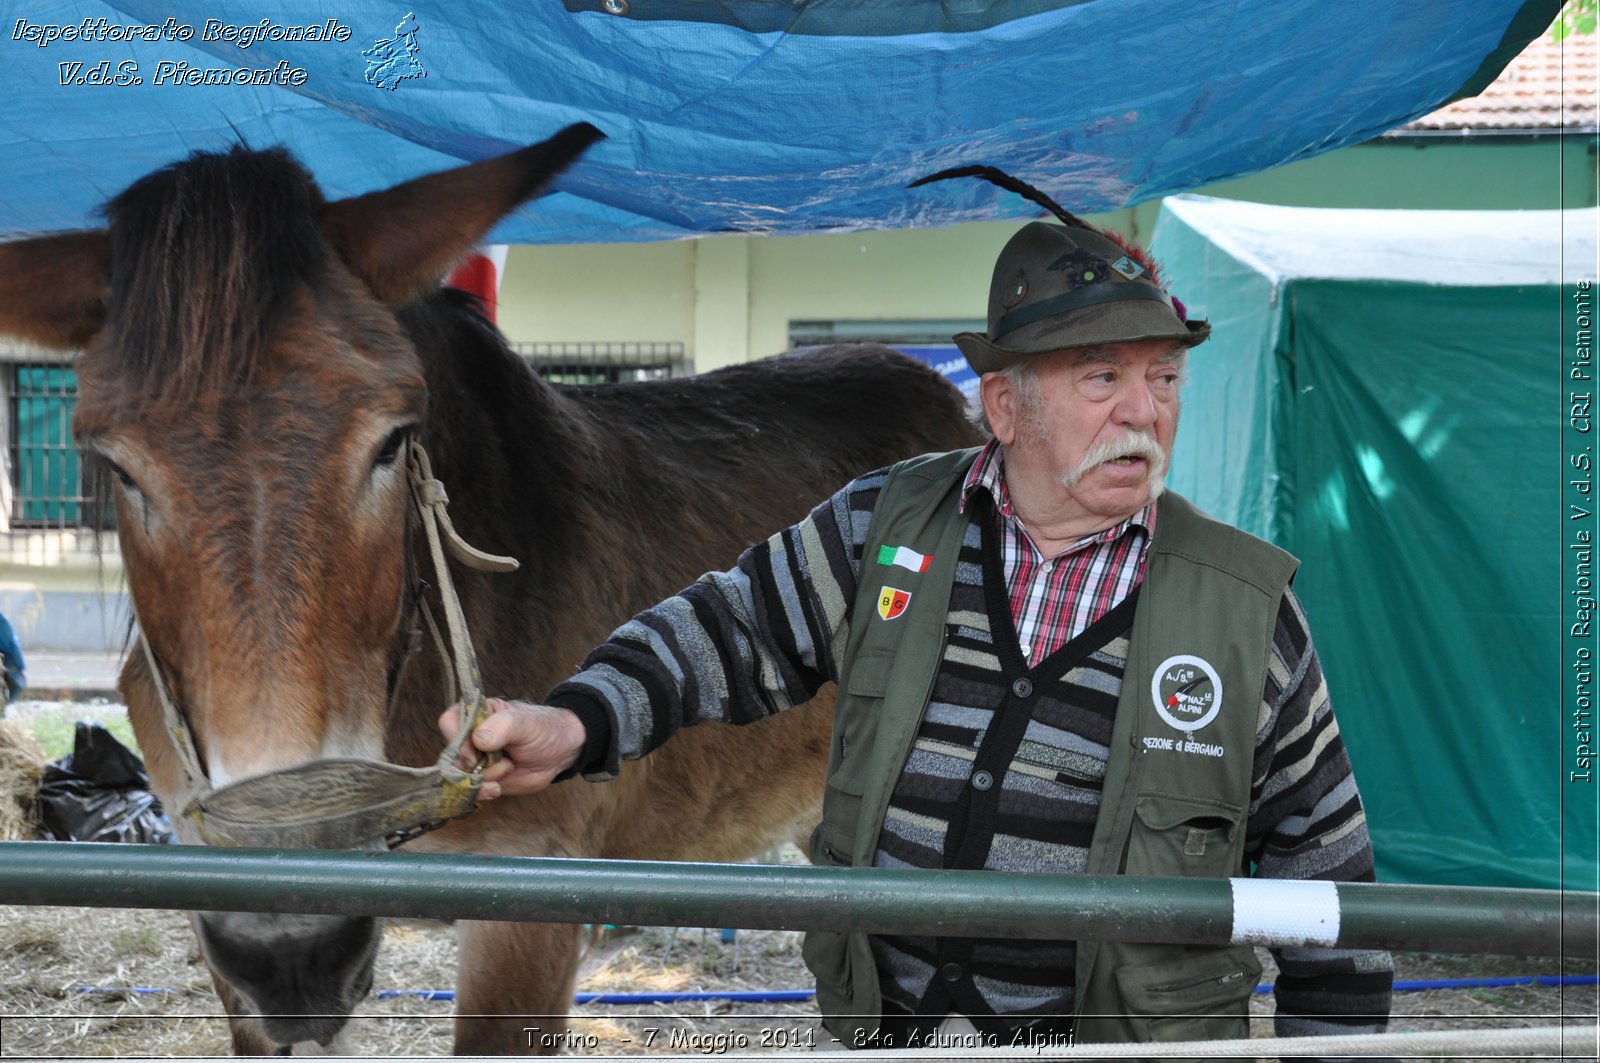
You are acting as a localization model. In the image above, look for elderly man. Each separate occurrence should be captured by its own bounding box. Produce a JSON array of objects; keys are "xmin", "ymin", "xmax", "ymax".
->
[{"xmin": 442, "ymin": 217, "xmax": 1394, "ymax": 1050}]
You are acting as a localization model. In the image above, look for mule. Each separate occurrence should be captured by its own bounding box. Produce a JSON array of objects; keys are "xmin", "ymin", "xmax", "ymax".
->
[{"xmin": 0, "ymin": 125, "xmax": 979, "ymax": 1054}]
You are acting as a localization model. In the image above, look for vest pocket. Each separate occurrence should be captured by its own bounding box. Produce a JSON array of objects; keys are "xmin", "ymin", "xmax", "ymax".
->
[
  {"xmin": 808, "ymin": 819, "xmax": 855, "ymax": 868},
  {"xmin": 804, "ymin": 926, "xmax": 876, "ymax": 1045},
  {"xmin": 804, "ymin": 823, "xmax": 875, "ymax": 1043},
  {"xmin": 1112, "ymin": 945, "xmax": 1262, "ymax": 1043},
  {"xmin": 801, "ymin": 928, "xmax": 853, "ymax": 1001},
  {"xmin": 1124, "ymin": 793, "xmax": 1245, "ymax": 877},
  {"xmin": 822, "ymin": 648, "xmax": 897, "ymax": 838}
]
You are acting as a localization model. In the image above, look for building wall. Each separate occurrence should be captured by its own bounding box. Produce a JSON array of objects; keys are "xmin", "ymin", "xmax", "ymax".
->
[
  {"xmin": 743, "ymin": 221, "xmax": 1028, "ymax": 370},
  {"xmin": 1188, "ymin": 137, "xmax": 1594, "ymax": 209},
  {"xmin": 496, "ymin": 238, "xmax": 696, "ymax": 349}
]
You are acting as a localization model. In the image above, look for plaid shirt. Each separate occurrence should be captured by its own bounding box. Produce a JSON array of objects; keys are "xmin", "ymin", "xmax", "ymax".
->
[{"xmin": 960, "ymin": 440, "xmax": 1154, "ymax": 668}]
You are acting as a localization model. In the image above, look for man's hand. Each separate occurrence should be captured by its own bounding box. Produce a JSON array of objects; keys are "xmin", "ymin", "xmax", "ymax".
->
[{"xmin": 438, "ymin": 698, "xmax": 587, "ymax": 800}]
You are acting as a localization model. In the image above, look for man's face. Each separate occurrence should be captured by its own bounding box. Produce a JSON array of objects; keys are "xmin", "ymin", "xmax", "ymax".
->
[{"xmin": 984, "ymin": 339, "xmax": 1186, "ymax": 532}]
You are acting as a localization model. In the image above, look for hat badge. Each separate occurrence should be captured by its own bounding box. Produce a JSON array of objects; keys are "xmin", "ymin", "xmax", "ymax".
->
[
  {"xmin": 1002, "ymin": 270, "xmax": 1028, "ymax": 308},
  {"xmin": 1110, "ymin": 255, "xmax": 1146, "ymax": 280}
]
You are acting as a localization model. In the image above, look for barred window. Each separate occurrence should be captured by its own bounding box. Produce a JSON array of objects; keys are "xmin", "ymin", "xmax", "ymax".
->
[
  {"xmin": 513, "ymin": 341, "xmax": 688, "ymax": 383},
  {"xmin": 7, "ymin": 363, "xmax": 103, "ymax": 531}
]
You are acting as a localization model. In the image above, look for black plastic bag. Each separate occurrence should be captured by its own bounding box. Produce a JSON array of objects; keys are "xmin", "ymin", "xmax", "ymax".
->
[{"xmin": 37, "ymin": 721, "xmax": 173, "ymax": 844}]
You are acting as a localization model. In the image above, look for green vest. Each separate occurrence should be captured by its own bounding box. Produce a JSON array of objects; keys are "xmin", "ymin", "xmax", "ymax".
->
[{"xmin": 802, "ymin": 448, "xmax": 1298, "ymax": 1049}]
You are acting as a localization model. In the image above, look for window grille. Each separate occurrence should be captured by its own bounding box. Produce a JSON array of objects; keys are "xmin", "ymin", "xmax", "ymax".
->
[
  {"xmin": 513, "ymin": 341, "xmax": 688, "ymax": 383},
  {"xmin": 7, "ymin": 363, "xmax": 100, "ymax": 530}
]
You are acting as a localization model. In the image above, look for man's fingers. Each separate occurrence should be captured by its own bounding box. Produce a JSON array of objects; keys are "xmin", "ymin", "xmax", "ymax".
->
[
  {"xmin": 437, "ymin": 699, "xmax": 582, "ymax": 800},
  {"xmin": 468, "ymin": 713, "xmax": 498, "ymax": 751},
  {"xmin": 438, "ymin": 701, "xmax": 505, "ymax": 768},
  {"xmin": 467, "ymin": 698, "xmax": 535, "ymax": 753}
]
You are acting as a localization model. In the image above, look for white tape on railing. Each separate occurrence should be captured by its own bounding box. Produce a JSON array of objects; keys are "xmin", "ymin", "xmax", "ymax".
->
[{"xmin": 1229, "ymin": 877, "xmax": 1341, "ymax": 947}]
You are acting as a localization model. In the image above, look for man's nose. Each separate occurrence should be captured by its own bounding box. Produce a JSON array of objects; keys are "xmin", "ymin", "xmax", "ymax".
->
[{"xmin": 1114, "ymin": 379, "xmax": 1158, "ymax": 429}]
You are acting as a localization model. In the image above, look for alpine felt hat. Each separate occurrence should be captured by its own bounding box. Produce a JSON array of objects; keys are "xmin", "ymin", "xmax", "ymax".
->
[{"xmin": 953, "ymin": 221, "xmax": 1210, "ymax": 375}]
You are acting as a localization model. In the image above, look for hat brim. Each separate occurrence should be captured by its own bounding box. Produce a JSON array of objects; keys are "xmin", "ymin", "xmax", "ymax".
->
[{"xmin": 955, "ymin": 299, "xmax": 1211, "ymax": 376}]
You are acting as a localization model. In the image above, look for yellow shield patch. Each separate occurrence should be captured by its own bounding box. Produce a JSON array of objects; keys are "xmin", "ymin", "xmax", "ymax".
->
[{"xmin": 877, "ymin": 586, "xmax": 911, "ymax": 620}]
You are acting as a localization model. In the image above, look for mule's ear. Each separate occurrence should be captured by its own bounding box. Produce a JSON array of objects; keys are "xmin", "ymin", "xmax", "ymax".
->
[
  {"xmin": 0, "ymin": 231, "xmax": 110, "ymax": 350},
  {"xmin": 323, "ymin": 122, "xmax": 604, "ymax": 306}
]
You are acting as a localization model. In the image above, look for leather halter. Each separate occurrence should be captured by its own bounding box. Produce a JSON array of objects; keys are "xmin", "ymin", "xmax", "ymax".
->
[{"xmin": 136, "ymin": 438, "xmax": 518, "ymax": 850}]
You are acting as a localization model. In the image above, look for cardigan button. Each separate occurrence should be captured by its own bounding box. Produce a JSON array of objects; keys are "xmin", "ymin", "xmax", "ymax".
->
[
  {"xmin": 1011, "ymin": 677, "xmax": 1034, "ymax": 698},
  {"xmin": 940, "ymin": 961, "xmax": 963, "ymax": 982},
  {"xmin": 971, "ymin": 770, "xmax": 994, "ymax": 791}
]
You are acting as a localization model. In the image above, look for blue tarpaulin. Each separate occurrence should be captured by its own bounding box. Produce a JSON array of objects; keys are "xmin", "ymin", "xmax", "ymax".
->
[{"xmin": 0, "ymin": 1, "xmax": 1562, "ymax": 242}]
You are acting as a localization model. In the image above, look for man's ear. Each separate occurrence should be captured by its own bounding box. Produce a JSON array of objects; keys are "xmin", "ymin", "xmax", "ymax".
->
[{"xmin": 979, "ymin": 370, "xmax": 1018, "ymax": 446}]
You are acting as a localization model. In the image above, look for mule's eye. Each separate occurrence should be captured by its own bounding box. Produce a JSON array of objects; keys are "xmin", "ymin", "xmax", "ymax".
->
[
  {"xmin": 374, "ymin": 427, "xmax": 412, "ymax": 469},
  {"xmin": 106, "ymin": 461, "xmax": 137, "ymax": 491}
]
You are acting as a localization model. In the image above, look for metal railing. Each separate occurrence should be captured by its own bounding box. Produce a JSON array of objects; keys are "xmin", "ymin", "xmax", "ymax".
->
[{"xmin": 0, "ymin": 843, "xmax": 1593, "ymax": 960}]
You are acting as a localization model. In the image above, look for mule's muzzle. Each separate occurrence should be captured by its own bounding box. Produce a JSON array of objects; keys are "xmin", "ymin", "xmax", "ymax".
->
[
  {"xmin": 181, "ymin": 754, "xmax": 482, "ymax": 850},
  {"xmin": 197, "ymin": 910, "xmax": 379, "ymax": 1047}
]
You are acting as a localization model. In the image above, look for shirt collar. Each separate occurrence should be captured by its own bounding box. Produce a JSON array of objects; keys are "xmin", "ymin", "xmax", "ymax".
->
[{"xmin": 961, "ymin": 439, "xmax": 1157, "ymax": 547}]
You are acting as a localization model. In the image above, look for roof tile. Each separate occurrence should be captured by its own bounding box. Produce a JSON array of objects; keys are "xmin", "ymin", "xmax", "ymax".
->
[{"xmin": 1403, "ymin": 30, "xmax": 1596, "ymax": 131}]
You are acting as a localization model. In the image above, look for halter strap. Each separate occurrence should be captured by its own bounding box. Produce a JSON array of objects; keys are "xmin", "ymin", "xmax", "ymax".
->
[
  {"xmin": 138, "ymin": 630, "xmax": 210, "ymax": 798},
  {"xmin": 406, "ymin": 438, "xmax": 518, "ymax": 772}
]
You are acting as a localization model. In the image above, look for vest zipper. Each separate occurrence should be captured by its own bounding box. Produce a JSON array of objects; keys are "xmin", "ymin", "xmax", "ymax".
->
[{"xmin": 1148, "ymin": 969, "xmax": 1246, "ymax": 994}]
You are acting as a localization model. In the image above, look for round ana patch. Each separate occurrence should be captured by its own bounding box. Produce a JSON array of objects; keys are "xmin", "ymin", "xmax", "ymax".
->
[{"xmin": 1151, "ymin": 654, "xmax": 1223, "ymax": 733}]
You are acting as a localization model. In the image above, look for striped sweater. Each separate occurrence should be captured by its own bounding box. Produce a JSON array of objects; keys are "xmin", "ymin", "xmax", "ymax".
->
[{"xmin": 549, "ymin": 467, "xmax": 1394, "ymax": 1037}]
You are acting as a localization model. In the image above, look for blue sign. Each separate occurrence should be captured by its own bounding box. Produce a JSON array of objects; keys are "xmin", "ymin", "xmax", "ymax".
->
[{"xmin": 894, "ymin": 345, "xmax": 978, "ymax": 405}]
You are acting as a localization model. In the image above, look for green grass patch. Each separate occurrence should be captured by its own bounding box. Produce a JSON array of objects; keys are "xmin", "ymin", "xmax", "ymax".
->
[{"xmin": 20, "ymin": 705, "xmax": 139, "ymax": 761}]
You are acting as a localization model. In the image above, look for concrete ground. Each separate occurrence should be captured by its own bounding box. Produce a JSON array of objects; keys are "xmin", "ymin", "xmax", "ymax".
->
[{"xmin": 18, "ymin": 650, "xmax": 124, "ymax": 702}]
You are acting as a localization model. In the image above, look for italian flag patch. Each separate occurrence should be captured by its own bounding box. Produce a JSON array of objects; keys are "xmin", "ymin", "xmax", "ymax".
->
[{"xmin": 877, "ymin": 544, "xmax": 932, "ymax": 573}]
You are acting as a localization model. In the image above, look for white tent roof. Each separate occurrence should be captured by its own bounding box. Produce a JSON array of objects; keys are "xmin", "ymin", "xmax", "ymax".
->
[{"xmin": 1162, "ymin": 195, "xmax": 1596, "ymax": 287}]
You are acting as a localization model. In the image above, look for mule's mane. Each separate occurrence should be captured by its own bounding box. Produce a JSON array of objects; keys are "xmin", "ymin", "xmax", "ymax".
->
[{"xmin": 102, "ymin": 146, "xmax": 329, "ymax": 403}]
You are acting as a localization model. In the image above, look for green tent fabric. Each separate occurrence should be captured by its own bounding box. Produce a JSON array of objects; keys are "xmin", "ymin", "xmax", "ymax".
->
[{"xmin": 1152, "ymin": 196, "xmax": 1597, "ymax": 891}]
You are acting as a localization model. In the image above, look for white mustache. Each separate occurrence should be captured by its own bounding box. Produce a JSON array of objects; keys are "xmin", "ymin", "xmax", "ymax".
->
[{"xmin": 1060, "ymin": 431, "xmax": 1168, "ymax": 489}]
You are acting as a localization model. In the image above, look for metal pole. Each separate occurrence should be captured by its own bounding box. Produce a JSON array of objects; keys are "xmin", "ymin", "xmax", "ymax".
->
[{"xmin": 0, "ymin": 842, "xmax": 1591, "ymax": 958}]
